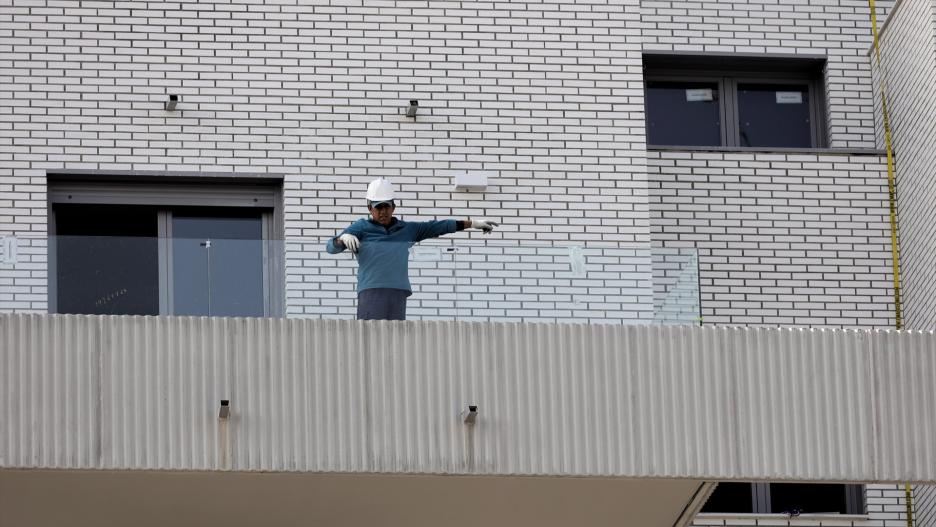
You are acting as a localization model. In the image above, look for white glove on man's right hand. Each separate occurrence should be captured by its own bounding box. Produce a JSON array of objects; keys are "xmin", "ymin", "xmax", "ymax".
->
[{"xmin": 338, "ymin": 233, "xmax": 360, "ymax": 252}]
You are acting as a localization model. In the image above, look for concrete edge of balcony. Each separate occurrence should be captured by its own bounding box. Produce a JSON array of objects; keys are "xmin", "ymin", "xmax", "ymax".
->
[{"xmin": 648, "ymin": 145, "xmax": 887, "ymax": 156}]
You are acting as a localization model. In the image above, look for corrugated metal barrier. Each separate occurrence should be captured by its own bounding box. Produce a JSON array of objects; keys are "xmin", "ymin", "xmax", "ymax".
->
[{"xmin": 1, "ymin": 314, "xmax": 934, "ymax": 482}]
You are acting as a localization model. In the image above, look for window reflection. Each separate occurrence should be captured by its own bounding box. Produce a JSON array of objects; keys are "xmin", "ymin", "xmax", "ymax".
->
[
  {"xmin": 646, "ymin": 81, "xmax": 721, "ymax": 147},
  {"xmin": 738, "ymin": 84, "xmax": 811, "ymax": 148},
  {"xmin": 54, "ymin": 205, "xmax": 159, "ymax": 315},
  {"xmin": 172, "ymin": 210, "xmax": 264, "ymax": 317}
]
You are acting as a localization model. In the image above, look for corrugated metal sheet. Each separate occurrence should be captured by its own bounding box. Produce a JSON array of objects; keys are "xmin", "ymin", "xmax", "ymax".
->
[{"xmin": 2, "ymin": 314, "xmax": 935, "ymax": 482}]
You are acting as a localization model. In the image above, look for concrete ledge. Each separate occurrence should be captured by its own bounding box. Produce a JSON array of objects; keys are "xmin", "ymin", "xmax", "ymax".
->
[{"xmin": 648, "ymin": 146, "xmax": 887, "ymax": 156}]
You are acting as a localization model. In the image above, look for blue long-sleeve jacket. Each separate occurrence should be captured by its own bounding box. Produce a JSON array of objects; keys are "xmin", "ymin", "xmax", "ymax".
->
[{"xmin": 326, "ymin": 217, "xmax": 458, "ymax": 294}]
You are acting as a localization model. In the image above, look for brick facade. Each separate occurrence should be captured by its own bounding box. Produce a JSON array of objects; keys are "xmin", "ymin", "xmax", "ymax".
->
[
  {"xmin": 875, "ymin": 0, "xmax": 936, "ymax": 524},
  {"xmin": 874, "ymin": 0, "xmax": 936, "ymax": 330},
  {"xmin": 0, "ymin": 0, "xmax": 921, "ymax": 525},
  {"xmin": 649, "ymin": 149, "xmax": 895, "ymax": 328},
  {"xmin": 0, "ymin": 0, "xmax": 655, "ymax": 316}
]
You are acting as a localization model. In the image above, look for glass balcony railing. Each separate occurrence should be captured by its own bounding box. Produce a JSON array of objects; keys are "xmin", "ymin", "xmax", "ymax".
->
[{"xmin": 0, "ymin": 235, "xmax": 700, "ymax": 325}]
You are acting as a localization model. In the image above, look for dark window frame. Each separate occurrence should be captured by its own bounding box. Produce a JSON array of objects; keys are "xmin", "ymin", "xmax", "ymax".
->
[
  {"xmin": 643, "ymin": 54, "xmax": 827, "ymax": 149},
  {"xmin": 46, "ymin": 175, "xmax": 285, "ymax": 317}
]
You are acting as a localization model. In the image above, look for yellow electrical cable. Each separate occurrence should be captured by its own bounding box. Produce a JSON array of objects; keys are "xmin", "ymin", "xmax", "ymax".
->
[
  {"xmin": 867, "ymin": 4, "xmax": 909, "ymax": 527},
  {"xmin": 868, "ymin": 0, "xmax": 903, "ymax": 329},
  {"xmin": 867, "ymin": 0, "xmax": 903, "ymax": 331},
  {"xmin": 906, "ymin": 484, "xmax": 914, "ymax": 527}
]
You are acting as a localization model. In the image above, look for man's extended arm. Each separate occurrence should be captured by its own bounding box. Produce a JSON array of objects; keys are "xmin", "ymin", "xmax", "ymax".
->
[
  {"xmin": 414, "ymin": 218, "xmax": 499, "ymax": 242},
  {"xmin": 454, "ymin": 219, "xmax": 496, "ymax": 231}
]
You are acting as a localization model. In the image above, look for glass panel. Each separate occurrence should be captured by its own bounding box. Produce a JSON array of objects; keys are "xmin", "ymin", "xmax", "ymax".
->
[
  {"xmin": 55, "ymin": 236, "xmax": 160, "ymax": 315},
  {"xmin": 738, "ymin": 84, "xmax": 811, "ymax": 148},
  {"xmin": 172, "ymin": 211, "xmax": 264, "ymax": 317},
  {"xmin": 7, "ymin": 235, "xmax": 701, "ymax": 323},
  {"xmin": 53, "ymin": 204, "xmax": 159, "ymax": 315},
  {"xmin": 700, "ymin": 482, "xmax": 755, "ymax": 513},
  {"xmin": 172, "ymin": 209, "xmax": 264, "ymax": 240},
  {"xmin": 446, "ymin": 243, "xmax": 657, "ymax": 323},
  {"xmin": 652, "ymin": 248, "xmax": 700, "ymax": 325},
  {"xmin": 646, "ymin": 81, "xmax": 721, "ymax": 146}
]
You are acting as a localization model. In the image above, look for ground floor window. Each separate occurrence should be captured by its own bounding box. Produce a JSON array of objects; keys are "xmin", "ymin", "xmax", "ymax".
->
[{"xmin": 701, "ymin": 482, "xmax": 865, "ymax": 515}]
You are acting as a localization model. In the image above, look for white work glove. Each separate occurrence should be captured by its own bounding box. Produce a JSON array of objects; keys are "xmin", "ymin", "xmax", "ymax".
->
[
  {"xmin": 338, "ymin": 233, "xmax": 360, "ymax": 252},
  {"xmin": 470, "ymin": 219, "xmax": 498, "ymax": 233}
]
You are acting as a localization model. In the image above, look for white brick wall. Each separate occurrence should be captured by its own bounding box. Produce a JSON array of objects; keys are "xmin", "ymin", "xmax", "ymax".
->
[
  {"xmin": 649, "ymin": 150, "xmax": 895, "ymax": 328},
  {"xmin": 641, "ymin": 0, "xmax": 895, "ymax": 149},
  {"xmin": 0, "ymin": 0, "xmax": 649, "ymax": 238},
  {"xmin": 0, "ymin": 0, "xmax": 656, "ymax": 316},
  {"xmin": 866, "ymin": 484, "xmax": 915, "ymax": 527},
  {"xmin": 874, "ymin": 0, "xmax": 936, "ymax": 330},
  {"xmin": 0, "ymin": 236, "xmax": 45, "ymax": 312},
  {"xmin": 874, "ymin": 1, "xmax": 936, "ymax": 523}
]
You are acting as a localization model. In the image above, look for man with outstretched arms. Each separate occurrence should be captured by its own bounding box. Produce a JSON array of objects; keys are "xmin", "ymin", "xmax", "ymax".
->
[{"xmin": 326, "ymin": 178, "xmax": 498, "ymax": 320}]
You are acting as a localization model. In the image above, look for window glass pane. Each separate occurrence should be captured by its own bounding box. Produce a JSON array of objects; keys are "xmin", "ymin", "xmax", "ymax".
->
[
  {"xmin": 646, "ymin": 81, "xmax": 721, "ymax": 146},
  {"xmin": 172, "ymin": 208, "xmax": 264, "ymax": 240},
  {"xmin": 53, "ymin": 205, "xmax": 159, "ymax": 315},
  {"xmin": 701, "ymin": 482, "xmax": 754, "ymax": 513},
  {"xmin": 172, "ymin": 209, "xmax": 265, "ymax": 317},
  {"xmin": 768, "ymin": 483, "xmax": 850, "ymax": 514},
  {"xmin": 738, "ymin": 84, "xmax": 811, "ymax": 148}
]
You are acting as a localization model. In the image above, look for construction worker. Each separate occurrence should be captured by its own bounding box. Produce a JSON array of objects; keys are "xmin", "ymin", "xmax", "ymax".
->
[{"xmin": 326, "ymin": 178, "xmax": 498, "ymax": 320}]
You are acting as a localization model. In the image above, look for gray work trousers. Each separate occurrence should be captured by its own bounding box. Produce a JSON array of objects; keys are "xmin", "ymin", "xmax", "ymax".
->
[{"xmin": 357, "ymin": 288, "xmax": 408, "ymax": 321}]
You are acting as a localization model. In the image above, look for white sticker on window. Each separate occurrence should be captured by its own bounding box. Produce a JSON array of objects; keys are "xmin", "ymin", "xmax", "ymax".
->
[
  {"xmin": 0, "ymin": 236, "xmax": 17, "ymax": 265},
  {"xmin": 776, "ymin": 91, "xmax": 804, "ymax": 104},
  {"xmin": 686, "ymin": 88, "xmax": 714, "ymax": 102}
]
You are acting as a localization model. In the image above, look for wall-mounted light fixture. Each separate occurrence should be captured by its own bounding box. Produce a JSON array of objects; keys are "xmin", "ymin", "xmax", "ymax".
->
[
  {"xmin": 219, "ymin": 399, "xmax": 230, "ymax": 419},
  {"xmin": 405, "ymin": 100, "xmax": 418, "ymax": 118},
  {"xmin": 463, "ymin": 405, "xmax": 478, "ymax": 425},
  {"xmin": 165, "ymin": 94, "xmax": 179, "ymax": 112}
]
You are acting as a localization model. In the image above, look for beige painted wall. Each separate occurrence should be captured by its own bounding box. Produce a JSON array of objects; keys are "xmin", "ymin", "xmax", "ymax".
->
[{"xmin": 0, "ymin": 469, "xmax": 703, "ymax": 527}]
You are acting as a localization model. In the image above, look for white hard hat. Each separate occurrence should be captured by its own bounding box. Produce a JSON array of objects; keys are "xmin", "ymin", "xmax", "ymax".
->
[{"xmin": 366, "ymin": 178, "xmax": 395, "ymax": 204}]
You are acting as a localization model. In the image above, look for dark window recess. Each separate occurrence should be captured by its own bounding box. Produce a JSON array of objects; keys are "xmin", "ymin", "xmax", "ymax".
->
[
  {"xmin": 54, "ymin": 204, "xmax": 160, "ymax": 316},
  {"xmin": 701, "ymin": 482, "xmax": 865, "ymax": 515},
  {"xmin": 769, "ymin": 483, "xmax": 855, "ymax": 515},
  {"xmin": 646, "ymin": 81, "xmax": 721, "ymax": 147},
  {"xmin": 738, "ymin": 84, "xmax": 811, "ymax": 148},
  {"xmin": 701, "ymin": 482, "xmax": 755, "ymax": 513},
  {"xmin": 171, "ymin": 209, "xmax": 264, "ymax": 317}
]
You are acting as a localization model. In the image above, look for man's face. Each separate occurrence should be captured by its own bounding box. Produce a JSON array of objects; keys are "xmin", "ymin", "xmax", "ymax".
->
[{"xmin": 369, "ymin": 202, "xmax": 395, "ymax": 226}]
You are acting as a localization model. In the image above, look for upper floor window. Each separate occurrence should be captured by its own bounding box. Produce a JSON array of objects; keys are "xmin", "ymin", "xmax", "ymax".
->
[
  {"xmin": 47, "ymin": 174, "xmax": 283, "ymax": 317},
  {"xmin": 644, "ymin": 54, "xmax": 827, "ymax": 149}
]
